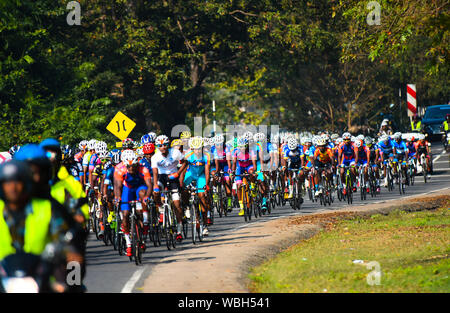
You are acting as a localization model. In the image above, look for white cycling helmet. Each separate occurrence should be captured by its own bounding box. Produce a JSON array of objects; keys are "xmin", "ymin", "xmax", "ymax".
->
[
  {"xmin": 87, "ymin": 139, "xmax": 97, "ymax": 150},
  {"xmin": 214, "ymin": 134, "xmax": 224, "ymax": 145},
  {"xmin": 393, "ymin": 132, "xmax": 402, "ymax": 140},
  {"xmin": 357, "ymin": 134, "xmax": 365, "ymax": 141},
  {"xmin": 155, "ymin": 135, "xmax": 169, "ymax": 146},
  {"xmin": 254, "ymin": 132, "xmax": 266, "ymax": 142},
  {"xmin": 316, "ymin": 138, "xmax": 327, "ymax": 146},
  {"xmin": 242, "ymin": 131, "xmax": 253, "ymax": 142},
  {"xmin": 342, "ymin": 132, "xmax": 351, "ymax": 140},
  {"xmin": 121, "ymin": 149, "xmax": 138, "ymax": 165},
  {"xmin": 78, "ymin": 140, "xmax": 88, "ymax": 150},
  {"xmin": 354, "ymin": 140, "xmax": 362, "ymax": 148},
  {"xmin": 418, "ymin": 134, "xmax": 426, "ymax": 140},
  {"xmin": 287, "ymin": 138, "xmax": 298, "ymax": 150},
  {"xmin": 95, "ymin": 141, "xmax": 107, "ymax": 153}
]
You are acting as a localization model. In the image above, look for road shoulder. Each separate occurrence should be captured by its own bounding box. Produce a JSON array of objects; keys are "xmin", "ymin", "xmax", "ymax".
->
[{"xmin": 141, "ymin": 188, "xmax": 450, "ymax": 293}]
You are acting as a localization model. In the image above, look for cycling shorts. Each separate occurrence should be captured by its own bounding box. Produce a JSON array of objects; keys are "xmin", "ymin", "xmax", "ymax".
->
[
  {"xmin": 121, "ymin": 185, "xmax": 148, "ymax": 211},
  {"xmin": 235, "ymin": 163, "xmax": 254, "ymax": 184},
  {"xmin": 341, "ymin": 159, "xmax": 356, "ymax": 167}
]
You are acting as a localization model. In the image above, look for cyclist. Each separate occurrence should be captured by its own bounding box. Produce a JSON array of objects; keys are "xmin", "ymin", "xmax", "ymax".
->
[
  {"xmin": 179, "ymin": 136, "xmax": 212, "ymax": 236},
  {"xmin": 312, "ymin": 137, "xmax": 334, "ymax": 197},
  {"xmin": 338, "ymin": 132, "xmax": 358, "ymax": 194},
  {"xmin": 75, "ymin": 141, "xmax": 87, "ymax": 188},
  {"xmin": 406, "ymin": 136, "xmax": 418, "ymax": 176},
  {"xmin": 210, "ymin": 134, "xmax": 233, "ymax": 212},
  {"xmin": 414, "ymin": 134, "xmax": 432, "ymax": 178},
  {"xmin": 232, "ymin": 137, "xmax": 257, "ymax": 216},
  {"xmin": 300, "ymin": 137, "xmax": 315, "ymax": 193},
  {"xmin": 392, "ymin": 132, "xmax": 409, "ymax": 185},
  {"xmin": 365, "ymin": 136, "xmax": 381, "ymax": 193},
  {"xmin": 252, "ymin": 132, "xmax": 269, "ymax": 211},
  {"xmin": 378, "ymin": 135, "xmax": 395, "ymax": 187},
  {"xmin": 151, "ymin": 135, "xmax": 185, "ymax": 242},
  {"xmin": 114, "ymin": 149, "xmax": 153, "ymax": 257},
  {"xmin": 354, "ymin": 139, "xmax": 371, "ymax": 194},
  {"xmin": 281, "ymin": 137, "xmax": 303, "ymax": 199},
  {"xmin": 82, "ymin": 139, "xmax": 96, "ymax": 189},
  {"xmin": 62, "ymin": 145, "xmax": 82, "ymax": 183}
]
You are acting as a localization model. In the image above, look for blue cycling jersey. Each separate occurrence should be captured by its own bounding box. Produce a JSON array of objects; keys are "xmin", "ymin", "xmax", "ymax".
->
[
  {"xmin": 393, "ymin": 140, "xmax": 408, "ymax": 155},
  {"xmin": 378, "ymin": 140, "xmax": 395, "ymax": 155}
]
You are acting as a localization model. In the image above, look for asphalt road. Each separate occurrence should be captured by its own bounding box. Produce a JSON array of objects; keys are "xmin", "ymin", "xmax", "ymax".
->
[{"xmin": 84, "ymin": 142, "xmax": 450, "ymax": 293}]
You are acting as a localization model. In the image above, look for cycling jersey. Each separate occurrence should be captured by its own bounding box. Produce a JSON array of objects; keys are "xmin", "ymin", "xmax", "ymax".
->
[
  {"xmin": 139, "ymin": 156, "xmax": 152, "ymax": 172},
  {"xmin": 82, "ymin": 151, "xmax": 92, "ymax": 168},
  {"xmin": 114, "ymin": 164, "xmax": 151, "ymax": 211},
  {"xmin": 313, "ymin": 147, "xmax": 333, "ymax": 164},
  {"xmin": 283, "ymin": 145, "xmax": 303, "ymax": 169},
  {"xmin": 378, "ymin": 140, "xmax": 395, "ymax": 157},
  {"xmin": 393, "ymin": 140, "xmax": 408, "ymax": 155},
  {"xmin": 407, "ymin": 142, "xmax": 416, "ymax": 158},
  {"xmin": 183, "ymin": 151, "xmax": 211, "ymax": 193},
  {"xmin": 151, "ymin": 148, "xmax": 183, "ymax": 175}
]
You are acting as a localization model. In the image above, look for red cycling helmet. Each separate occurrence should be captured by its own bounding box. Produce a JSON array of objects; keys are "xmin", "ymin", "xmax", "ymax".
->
[{"xmin": 143, "ymin": 143, "xmax": 155, "ymax": 154}]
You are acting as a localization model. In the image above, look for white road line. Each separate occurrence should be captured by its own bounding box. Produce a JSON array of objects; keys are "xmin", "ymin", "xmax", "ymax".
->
[
  {"xmin": 121, "ymin": 267, "xmax": 146, "ymax": 293},
  {"xmin": 433, "ymin": 149, "xmax": 447, "ymax": 163}
]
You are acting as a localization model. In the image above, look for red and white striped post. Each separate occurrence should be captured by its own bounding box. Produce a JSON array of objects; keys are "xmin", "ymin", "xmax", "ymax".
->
[{"xmin": 406, "ymin": 84, "xmax": 417, "ymax": 118}]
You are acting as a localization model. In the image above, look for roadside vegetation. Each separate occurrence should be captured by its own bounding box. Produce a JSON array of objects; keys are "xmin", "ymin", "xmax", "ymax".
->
[{"xmin": 249, "ymin": 203, "xmax": 450, "ymax": 293}]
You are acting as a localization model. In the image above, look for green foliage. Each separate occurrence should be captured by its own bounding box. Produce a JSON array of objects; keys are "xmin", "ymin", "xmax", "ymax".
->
[{"xmin": 0, "ymin": 0, "xmax": 447, "ymax": 150}]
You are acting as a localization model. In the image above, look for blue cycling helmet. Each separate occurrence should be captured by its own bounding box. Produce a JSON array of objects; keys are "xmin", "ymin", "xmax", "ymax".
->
[
  {"xmin": 39, "ymin": 138, "xmax": 61, "ymax": 150},
  {"xmin": 109, "ymin": 149, "xmax": 121, "ymax": 165},
  {"xmin": 141, "ymin": 134, "xmax": 151, "ymax": 145}
]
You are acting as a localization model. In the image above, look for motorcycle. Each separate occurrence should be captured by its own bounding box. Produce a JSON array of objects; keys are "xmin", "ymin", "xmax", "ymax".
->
[{"xmin": 0, "ymin": 253, "xmax": 53, "ymax": 293}]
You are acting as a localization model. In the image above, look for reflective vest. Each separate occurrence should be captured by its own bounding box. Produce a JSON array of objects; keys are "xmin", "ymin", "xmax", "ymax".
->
[
  {"xmin": 51, "ymin": 166, "xmax": 89, "ymax": 221},
  {"xmin": 444, "ymin": 121, "xmax": 449, "ymax": 132},
  {"xmin": 0, "ymin": 199, "xmax": 52, "ymax": 260},
  {"xmin": 411, "ymin": 121, "xmax": 421, "ymax": 131}
]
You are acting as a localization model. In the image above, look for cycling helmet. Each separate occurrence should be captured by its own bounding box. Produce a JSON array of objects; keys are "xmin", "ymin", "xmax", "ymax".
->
[
  {"xmin": 87, "ymin": 139, "xmax": 97, "ymax": 150},
  {"xmin": 237, "ymin": 137, "xmax": 249, "ymax": 148},
  {"xmin": 62, "ymin": 145, "xmax": 73, "ymax": 161},
  {"xmin": 8, "ymin": 145, "xmax": 21, "ymax": 157},
  {"xmin": 171, "ymin": 139, "xmax": 182, "ymax": 148},
  {"xmin": 109, "ymin": 149, "xmax": 121, "ymax": 164},
  {"xmin": 141, "ymin": 134, "xmax": 151, "ymax": 145},
  {"xmin": 418, "ymin": 134, "xmax": 426, "ymax": 141},
  {"xmin": 364, "ymin": 137, "xmax": 373, "ymax": 146},
  {"xmin": 303, "ymin": 137, "xmax": 312, "ymax": 144},
  {"xmin": 99, "ymin": 150, "xmax": 110, "ymax": 159},
  {"xmin": 135, "ymin": 146, "xmax": 144, "ymax": 157},
  {"xmin": 393, "ymin": 132, "xmax": 402, "ymax": 140},
  {"xmin": 331, "ymin": 134, "xmax": 339, "ymax": 141},
  {"xmin": 122, "ymin": 138, "xmax": 134, "ymax": 149},
  {"xmin": 180, "ymin": 131, "xmax": 192, "ymax": 139},
  {"xmin": 143, "ymin": 143, "xmax": 155, "ymax": 154},
  {"xmin": 342, "ymin": 132, "xmax": 351, "ymax": 140},
  {"xmin": 242, "ymin": 131, "xmax": 253, "ymax": 142},
  {"xmin": 321, "ymin": 134, "xmax": 330, "ymax": 142},
  {"xmin": 147, "ymin": 132, "xmax": 157, "ymax": 143},
  {"xmin": 336, "ymin": 137, "xmax": 343, "ymax": 145},
  {"xmin": 287, "ymin": 138, "xmax": 298, "ymax": 150},
  {"xmin": 78, "ymin": 140, "xmax": 88, "ymax": 150},
  {"xmin": 254, "ymin": 132, "xmax": 266, "ymax": 142},
  {"xmin": 316, "ymin": 138, "xmax": 327, "ymax": 147},
  {"xmin": 155, "ymin": 135, "xmax": 169, "ymax": 146},
  {"xmin": 189, "ymin": 136, "xmax": 203, "ymax": 150},
  {"xmin": 354, "ymin": 140, "xmax": 362, "ymax": 148},
  {"xmin": 202, "ymin": 137, "xmax": 212, "ymax": 147},
  {"xmin": 95, "ymin": 141, "xmax": 107, "ymax": 154},
  {"xmin": 214, "ymin": 134, "xmax": 224, "ymax": 145},
  {"xmin": 121, "ymin": 149, "xmax": 138, "ymax": 166}
]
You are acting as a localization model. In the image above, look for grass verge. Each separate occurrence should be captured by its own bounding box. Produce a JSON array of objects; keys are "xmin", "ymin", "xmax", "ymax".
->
[{"xmin": 249, "ymin": 203, "xmax": 450, "ymax": 293}]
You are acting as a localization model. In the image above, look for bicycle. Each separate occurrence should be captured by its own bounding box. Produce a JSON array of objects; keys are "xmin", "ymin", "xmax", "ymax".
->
[
  {"xmin": 419, "ymin": 152, "xmax": 429, "ymax": 183},
  {"xmin": 235, "ymin": 172, "xmax": 254, "ymax": 222},
  {"xmin": 358, "ymin": 165, "xmax": 367, "ymax": 201},
  {"xmin": 408, "ymin": 158, "xmax": 416, "ymax": 186},
  {"xmin": 342, "ymin": 165, "xmax": 353, "ymax": 205},
  {"xmin": 212, "ymin": 171, "xmax": 228, "ymax": 218},
  {"xmin": 392, "ymin": 157, "xmax": 406, "ymax": 195},
  {"xmin": 185, "ymin": 181, "xmax": 204, "ymax": 244},
  {"xmin": 124, "ymin": 200, "xmax": 145, "ymax": 265},
  {"xmin": 147, "ymin": 197, "xmax": 162, "ymax": 247},
  {"xmin": 160, "ymin": 182, "xmax": 178, "ymax": 250}
]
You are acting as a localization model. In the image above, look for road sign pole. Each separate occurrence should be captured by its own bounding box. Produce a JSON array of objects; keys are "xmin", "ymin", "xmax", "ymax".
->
[{"xmin": 213, "ymin": 100, "xmax": 216, "ymax": 135}]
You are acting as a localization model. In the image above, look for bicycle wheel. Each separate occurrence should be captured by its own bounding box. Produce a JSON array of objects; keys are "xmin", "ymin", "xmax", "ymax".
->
[
  {"xmin": 191, "ymin": 203, "xmax": 198, "ymax": 244},
  {"xmin": 164, "ymin": 206, "xmax": 173, "ymax": 251}
]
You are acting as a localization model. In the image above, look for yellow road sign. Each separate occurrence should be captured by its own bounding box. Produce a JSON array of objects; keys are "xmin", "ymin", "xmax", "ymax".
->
[
  {"xmin": 116, "ymin": 142, "xmax": 123, "ymax": 148},
  {"xmin": 106, "ymin": 111, "xmax": 136, "ymax": 141}
]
